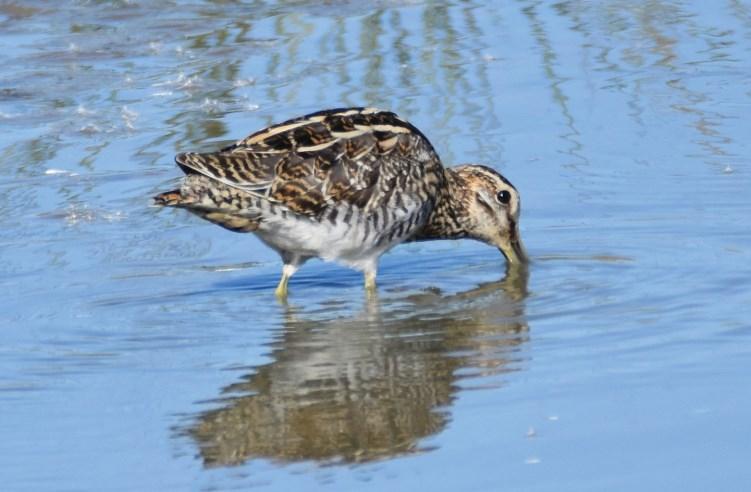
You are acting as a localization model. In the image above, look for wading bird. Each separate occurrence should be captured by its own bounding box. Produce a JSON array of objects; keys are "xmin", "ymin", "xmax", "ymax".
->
[{"xmin": 154, "ymin": 107, "xmax": 527, "ymax": 297}]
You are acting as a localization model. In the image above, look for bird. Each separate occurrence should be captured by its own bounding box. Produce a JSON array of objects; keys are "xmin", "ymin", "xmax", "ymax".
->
[{"xmin": 154, "ymin": 107, "xmax": 527, "ymax": 298}]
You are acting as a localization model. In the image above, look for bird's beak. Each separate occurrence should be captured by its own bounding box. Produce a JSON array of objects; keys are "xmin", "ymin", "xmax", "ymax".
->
[{"xmin": 498, "ymin": 225, "xmax": 528, "ymax": 266}]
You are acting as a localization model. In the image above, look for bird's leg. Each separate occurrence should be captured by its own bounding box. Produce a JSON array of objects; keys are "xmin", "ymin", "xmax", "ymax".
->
[
  {"xmin": 363, "ymin": 261, "xmax": 378, "ymax": 293},
  {"xmin": 275, "ymin": 263, "xmax": 298, "ymax": 298},
  {"xmin": 364, "ymin": 270, "xmax": 377, "ymax": 291},
  {"xmin": 275, "ymin": 253, "xmax": 306, "ymax": 299}
]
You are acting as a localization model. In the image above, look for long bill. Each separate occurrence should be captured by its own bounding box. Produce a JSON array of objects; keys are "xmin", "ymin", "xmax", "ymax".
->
[{"xmin": 498, "ymin": 230, "xmax": 528, "ymax": 266}]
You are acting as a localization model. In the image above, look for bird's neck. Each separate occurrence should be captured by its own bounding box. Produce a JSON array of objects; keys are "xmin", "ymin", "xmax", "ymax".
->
[{"xmin": 413, "ymin": 168, "xmax": 469, "ymax": 241}]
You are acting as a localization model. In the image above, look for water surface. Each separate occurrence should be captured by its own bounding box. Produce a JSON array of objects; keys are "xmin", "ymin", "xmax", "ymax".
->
[{"xmin": 1, "ymin": 1, "xmax": 750, "ymax": 491}]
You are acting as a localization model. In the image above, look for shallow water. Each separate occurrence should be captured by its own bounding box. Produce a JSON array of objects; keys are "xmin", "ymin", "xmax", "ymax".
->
[{"xmin": 2, "ymin": 1, "xmax": 750, "ymax": 490}]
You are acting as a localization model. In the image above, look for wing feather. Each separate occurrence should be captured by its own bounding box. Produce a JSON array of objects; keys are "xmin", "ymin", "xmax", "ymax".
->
[{"xmin": 174, "ymin": 107, "xmax": 445, "ymax": 217}]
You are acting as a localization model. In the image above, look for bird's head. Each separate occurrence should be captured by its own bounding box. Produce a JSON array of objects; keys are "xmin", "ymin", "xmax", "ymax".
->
[{"xmin": 452, "ymin": 165, "xmax": 528, "ymax": 266}]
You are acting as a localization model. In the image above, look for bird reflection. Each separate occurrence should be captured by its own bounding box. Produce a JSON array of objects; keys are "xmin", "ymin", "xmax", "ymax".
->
[{"xmin": 189, "ymin": 265, "xmax": 529, "ymax": 467}]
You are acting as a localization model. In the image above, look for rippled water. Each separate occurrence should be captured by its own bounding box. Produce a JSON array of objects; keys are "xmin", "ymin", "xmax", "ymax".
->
[{"xmin": 2, "ymin": 1, "xmax": 750, "ymax": 490}]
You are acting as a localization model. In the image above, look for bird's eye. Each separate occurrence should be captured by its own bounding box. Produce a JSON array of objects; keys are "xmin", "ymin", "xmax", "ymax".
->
[{"xmin": 496, "ymin": 190, "xmax": 511, "ymax": 205}]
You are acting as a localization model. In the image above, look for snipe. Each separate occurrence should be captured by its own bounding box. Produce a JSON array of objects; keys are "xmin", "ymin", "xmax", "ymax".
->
[{"xmin": 154, "ymin": 107, "xmax": 527, "ymax": 297}]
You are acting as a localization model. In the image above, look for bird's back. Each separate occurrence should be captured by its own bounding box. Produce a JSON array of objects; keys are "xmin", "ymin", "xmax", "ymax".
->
[{"xmin": 156, "ymin": 107, "xmax": 447, "ymax": 264}]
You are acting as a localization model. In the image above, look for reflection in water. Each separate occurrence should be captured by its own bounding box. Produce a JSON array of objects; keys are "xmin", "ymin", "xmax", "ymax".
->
[{"xmin": 189, "ymin": 266, "xmax": 529, "ymax": 466}]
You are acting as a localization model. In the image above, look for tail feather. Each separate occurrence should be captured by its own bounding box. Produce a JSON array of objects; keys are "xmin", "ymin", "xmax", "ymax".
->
[
  {"xmin": 153, "ymin": 189, "xmax": 194, "ymax": 207},
  {"xmin": 153, "ymin": 182, "xmax": 262, "ymax": 233},
  {"xmin": 153, "ymin": 176, "xmax": 264, "ymax": 233}
]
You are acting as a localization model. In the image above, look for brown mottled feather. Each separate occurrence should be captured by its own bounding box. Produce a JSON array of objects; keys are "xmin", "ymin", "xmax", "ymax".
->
[{"xmin": 174, "ymin": 107, "xmax": 444, "ymax": 217}]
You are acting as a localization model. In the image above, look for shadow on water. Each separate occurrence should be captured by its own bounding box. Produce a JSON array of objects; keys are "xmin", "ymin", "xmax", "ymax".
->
[{"xmin": 186, "ymin": 265, "xmax": 529, "ymax": 467}]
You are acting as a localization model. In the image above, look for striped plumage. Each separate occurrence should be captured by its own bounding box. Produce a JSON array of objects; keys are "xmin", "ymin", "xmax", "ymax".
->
[{"xmin": 154, "ymin": 107, "xmax": 527, "ymax": 297}]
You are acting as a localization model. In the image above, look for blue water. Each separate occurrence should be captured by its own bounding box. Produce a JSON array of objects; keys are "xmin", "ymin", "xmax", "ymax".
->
[{"xmin": 1, "ymin": 1, "xmax": 750, "ymax": 490}]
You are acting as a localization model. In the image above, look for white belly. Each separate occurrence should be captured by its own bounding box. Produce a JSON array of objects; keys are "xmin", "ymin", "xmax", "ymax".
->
[{"xmin": 255, "ymin": 210, "xmax": 399, "ymax": 271}]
